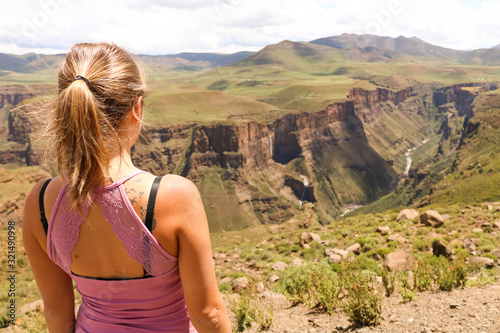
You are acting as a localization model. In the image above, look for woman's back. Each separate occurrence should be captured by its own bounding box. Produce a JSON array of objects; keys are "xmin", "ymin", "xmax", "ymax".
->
[
  {"xmin": 23, "ymin": 42, "xmax": 230, "ymax": 333},
  {"xmin": 43, "ymin": 171, "xmax": 196, "ymax": 331}
]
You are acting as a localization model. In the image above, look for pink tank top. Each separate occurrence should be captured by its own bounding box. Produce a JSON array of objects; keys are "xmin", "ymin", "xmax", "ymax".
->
[{"xmin": 47, "ymin": 171, "xmax": 197, "ymax": 332}]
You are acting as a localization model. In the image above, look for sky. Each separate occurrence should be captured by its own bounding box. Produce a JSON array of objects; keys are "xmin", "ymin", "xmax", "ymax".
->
[{"xmin": 1, "ymin": 0, "xmax": 500, "ymax": 55}]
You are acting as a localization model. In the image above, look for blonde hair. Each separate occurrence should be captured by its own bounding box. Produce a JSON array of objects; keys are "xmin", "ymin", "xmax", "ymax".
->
[{"xmin": 47, "ymin": 43, "xmax": 147, "ymax": 211}]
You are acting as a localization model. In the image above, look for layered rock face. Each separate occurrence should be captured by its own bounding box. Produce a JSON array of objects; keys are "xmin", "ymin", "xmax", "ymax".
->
[
  {"xmin": 348, "ymin": 86, "xmax": 415, "ymax": 107},
  {"xmin": 433, "ymin": 83, "xmax": 498, "ymax": 155},
  {"xmin": 1, "ymin": 86, "xmax": 49, "ymax": 165},
  {"xmin": 5, "ymin": 85, "xmax": 424, "ymax": 231}
]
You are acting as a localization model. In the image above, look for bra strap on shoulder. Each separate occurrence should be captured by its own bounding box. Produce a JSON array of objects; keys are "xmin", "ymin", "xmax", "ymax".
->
[
  {"xmin": 39, "ymin": 179, "xmax": 53, "ymax": 235},
  {"xmin": 145, "ymin": 176, "xmax": 163, "ymax": 232}
]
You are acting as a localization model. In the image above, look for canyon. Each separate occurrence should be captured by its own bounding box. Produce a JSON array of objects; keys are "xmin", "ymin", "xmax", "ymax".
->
[{"xmin": 3, "ymin": 81, "xmax": 477, "ymax": 231}]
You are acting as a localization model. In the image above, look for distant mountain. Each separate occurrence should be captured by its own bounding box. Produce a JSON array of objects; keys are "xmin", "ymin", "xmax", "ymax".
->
[
  {"xmin": 232, "ymin": 40, "xmax": 342, "ymax": 69},
  {"xmin": 490, "ymin": 44, "xmax": 500, "ymax": 50},
  {"xmin": 310, "ymin": 33, "xmax": 462, "ymax": 61},
  {"xmin": 458, "ymin": 48, "xmax": 500, "ymax": 65},
  {"xmin": 0, "ymin": 53, "xmax": 65, "ymax": 73},
  {"xmin": 0, "ymin": 51, "xmax": 254, "ymax": 73},
  {"xmin": 140, "ymin": 51, "xmax": 254, "ymax": 69}
]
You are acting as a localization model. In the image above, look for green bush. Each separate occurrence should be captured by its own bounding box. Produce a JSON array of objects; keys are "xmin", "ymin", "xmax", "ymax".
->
[
  {"xmin": 230, "ymin": 294, "xmax": 274, "ymax": 332},
  {"xmin": 375, "ymin": 247, "xmax": 392, "ymax": 258},
  {"xmin": 381, "ymin": 267, "xmax": 396, "ymax": 296},
  {"xmin": 300, "ymin": 248, "xmax": 317, "ymax": 261},
  {"xmin": 340, "ymin": 265, "xmax": 382, "ymax": 327},
  {"xmin": 413, "ymin": 259, "xmax": 433, "ymax": 291},
  {"xmin": 398, "ymin": 270, "xmax": 414, "ymax": 304},
  {"xmin": 279, "ymin": 262, "xmax": 340, "ymax": 313},
  {"xmin": 231, "ymin": 295, "xmax": 252, "ymax": 331}
]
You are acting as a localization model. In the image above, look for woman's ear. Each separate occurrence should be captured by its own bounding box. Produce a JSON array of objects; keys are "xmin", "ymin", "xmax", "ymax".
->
[{"xmin": 132, "ymin": 96, "xmax": 143, "ymax": 123}]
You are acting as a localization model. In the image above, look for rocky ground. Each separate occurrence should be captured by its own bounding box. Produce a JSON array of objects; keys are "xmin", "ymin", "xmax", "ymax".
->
[{"xmin": 233, "ymin": 282, "xmax": 500, "ymax": 333}]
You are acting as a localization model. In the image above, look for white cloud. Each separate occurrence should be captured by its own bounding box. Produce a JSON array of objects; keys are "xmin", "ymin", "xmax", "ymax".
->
[{"xmin": 1, "ymin": 0, "xmax": 500, "ymax": 55}]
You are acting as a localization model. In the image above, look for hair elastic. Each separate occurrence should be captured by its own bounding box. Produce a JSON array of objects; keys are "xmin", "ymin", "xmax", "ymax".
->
[{"xmin": 74, "ymin": 75, "xmax": 90, "ymax": 86}]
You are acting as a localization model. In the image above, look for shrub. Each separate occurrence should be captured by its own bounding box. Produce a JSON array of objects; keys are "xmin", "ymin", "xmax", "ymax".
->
[
  {"xmin": 300, "ymin": 248, "xmax": 317, "ymax": 261},
  {"xmin": 375, "ymin": 247, "xmax": 392, "ymax": 258},
  {"xmin": 381, "ymin": 267, "xmax": 396, "ymax": 296},
  {"xmin": 279, "ymin": 262, "xmax": 340, "ymax": 313},
  {"xmin": 276, "ymin": 241, "xmax": 291, "ymax": 254},
  {"xmin": 398, "ymin": 270, "xmax": 414, "ymax": 304},
  {"xmin": 230, "ymin": 293, "xmax": 274, "ymax": 332},
  {"xmin": 413, "ymin": 259, "xmax": 433, "ymax": 291},
  {"xmin": 340, "ymin": 265, "xmax": 382, "ymax": 327},
  {"xmin": 231, "ymin": 295, "xmax": 252, "ymax": 331}
]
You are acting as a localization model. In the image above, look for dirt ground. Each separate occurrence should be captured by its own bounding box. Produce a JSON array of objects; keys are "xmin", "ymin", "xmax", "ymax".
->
[{"xmin": 237, "ymin": 282, "xmax": 500, "ymax": 333}]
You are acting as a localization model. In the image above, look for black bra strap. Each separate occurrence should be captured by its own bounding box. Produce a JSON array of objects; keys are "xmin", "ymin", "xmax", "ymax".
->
[
  {"xmin": 39, "ymin": 179, "xmax": 52, "ymax": 235},
  {"xmin": 145, "ymin": 176, "xmax": 163, "ymax": 232}
]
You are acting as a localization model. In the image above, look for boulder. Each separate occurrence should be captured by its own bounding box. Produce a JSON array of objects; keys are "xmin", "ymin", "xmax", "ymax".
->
[
  {"xmin": 233, "ymin": 277, "xmax": 249, "ymax": 291},
  {"xmin": 299, "ymin": 232, "xmax": 321, "ymax": 247},
  {"xmin": 256, "ymin": 282, "xmax": 265, "ymax": 294},
  {"xmin": 272, "ymin": 261, "xmax": 288, "ymax": 271},
  {"xmin": 387, "ymin": 234, "xmax": 407, "ymax": 244},
  {"xmin": 481, "ymin": 222, "xmax": 492, "ymax": 229},
  {"xmin": 376, "ymin": 226, "xmax": 391, "ymax": 234},
  {"xmin": 432, "ymin": 240, "xmax": 454, "ymax": 259},
  {"xmin": 19, "ymin": 300, "xmax": 44, "ymax": 315},
  {"xmin": 471, "ymin": 257, "xmax": 495, "ymax": 268},
  {"xmin": 493, "ymin": 222, "xmax": 500, "ymax": 229},
  {"xmin": 290, "ymin": 258, "xmax": 303, "ymax": 267},
  {"xmin": 346, "ymin": 243, "xmax": 361, "ymax": 255},
  {"xmin": 472, "ymin": 228, "xmax": 483, "ymax": 233},
  {"xmin": 420, "ymin": 210, "xmax": 444, "ymax": 227},
  {"xmin": 327, "ymin": 253, "xmax": 342, "ymax": 264},
  {"xmin": 220, "ymin": 277, "xmax": 232, "ymax": 285},
  {"xmin": 491, "ymin": 249, "xmax": 500, "ymax": 258},
  {"xmin": 397, "ymin": 209, "xmax": 419, "ymax": 221},
  {"xmin": 384, "ymin": 252, "xmax": 417, "ymax": 271},
  {"xmin": 325, "ymin": 249, "xmax": 347, "ymax": 260},
  {"xmin": 462, "ymin": 238, "xmax": 477, "ymax": 254},
  {"xmin": 267, "ymin": 275, "xmax": 280, "ymax": 283}
]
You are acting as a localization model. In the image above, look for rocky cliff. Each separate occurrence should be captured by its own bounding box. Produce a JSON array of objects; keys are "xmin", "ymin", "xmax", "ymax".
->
[
  {"xmin": 433, "ymin": 82, "xmax": 498, "ymax": 156},
  {"xmin": 5, "ymin": 86, "xmax": 431, "ymax": 231}
]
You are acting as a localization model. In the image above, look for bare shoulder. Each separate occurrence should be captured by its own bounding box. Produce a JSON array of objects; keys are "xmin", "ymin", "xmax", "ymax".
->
[
  {"xmin": 159, "ymin": 174, "xmax": 201, "ymax": 203},
  {"xmin": 156, "ymin": 175, "xmax": 206, "ymax": 228}
]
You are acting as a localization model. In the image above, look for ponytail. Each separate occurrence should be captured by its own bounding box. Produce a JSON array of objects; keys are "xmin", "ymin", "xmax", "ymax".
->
[
  {"xmin": 46, "ymin": 43, "xmax": 147, "ymax": 212},
  {"xmin": 54, "ymin": 78, "xmax": 109, "ymax": 210}
]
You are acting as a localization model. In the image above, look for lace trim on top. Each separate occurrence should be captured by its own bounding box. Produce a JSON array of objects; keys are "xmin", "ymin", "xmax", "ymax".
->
[{"xmin": 47, "ymin": 171, "xmax": 177, "ymax": 277}]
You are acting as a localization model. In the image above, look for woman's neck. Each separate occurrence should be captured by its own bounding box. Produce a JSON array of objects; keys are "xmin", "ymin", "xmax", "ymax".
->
[{"xmin": 107, "ymin": 150, "xmax": 139, "ymax": 182}]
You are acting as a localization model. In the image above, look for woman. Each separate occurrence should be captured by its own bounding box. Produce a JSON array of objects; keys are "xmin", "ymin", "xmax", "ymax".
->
[{"xmin": 22, "ymin": 43, "xmax": 230, "ymax": 332}]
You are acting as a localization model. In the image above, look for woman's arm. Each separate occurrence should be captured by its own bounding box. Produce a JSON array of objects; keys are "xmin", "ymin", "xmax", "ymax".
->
[
  {"xmin": 22, "ymin": 180, "xmax": 75, "ymax": 333},
  {"xmin": 157, "ymin": 176, "xmax": 231, "ymax": 333}
]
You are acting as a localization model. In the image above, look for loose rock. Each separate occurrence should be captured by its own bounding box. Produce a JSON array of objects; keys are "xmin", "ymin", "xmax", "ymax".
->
[
  {"xmin": 290, "ymin": 258, "xmax": 303, "ymax": 267},
  {"xmin": 433, "ymin": 240, "xmax": 454, "ymax": 259},
  {"xmin": 272, "ymin": 261, "xmax": 288, "ymax": 271},
  {"xmin": 220, "ymin": 277, "xmax": 232, "ymax": 285},
  {"xmin": 233, "ymin": 276, "xmax": 249, "ymax": 291},
  {"xmin": 299, "ymin": 232, "xmax": 321, "ymax": 247},
  {"xmin": 471, "ymin": 257, "xmax": 495, "ymax": 268},
  {"xmin": 267, "ymin": 274, "xmax": 280, "ymax": 283},
  {"xmin": 420, "ymin": 210, "xmax": 444, "ymax": 228},
  {"xmin": 384, "ymin": 251, "xmax": 417, "ymax": 271},
  {"xmin": 397, "ymin": 209, "xmax": 419, "ymax": 221},
  {"xmin": 346, "ymin": 243, "xmax": 361, "ymax": 255},
  {"xmin": 376, "ymin": 226, "xmax": 392, "ymax": 234}
]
